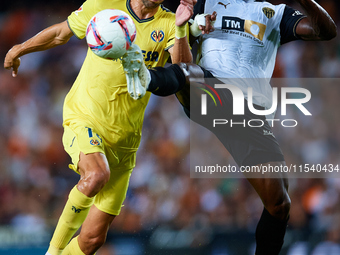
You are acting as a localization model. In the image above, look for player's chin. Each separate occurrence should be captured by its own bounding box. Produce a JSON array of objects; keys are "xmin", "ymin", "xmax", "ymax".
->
[
  {"xmin": 145, "ymin": 0, "xmax": 164, "ymax": 8},
  {"xmin": 149, "ymin": 0, "xmax": 164, "ymax": 3}
]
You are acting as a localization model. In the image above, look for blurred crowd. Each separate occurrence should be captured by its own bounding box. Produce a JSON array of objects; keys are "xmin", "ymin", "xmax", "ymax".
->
[{"xmin": 0, "ymin": 0, "xmax": 340, "ymax": 254}]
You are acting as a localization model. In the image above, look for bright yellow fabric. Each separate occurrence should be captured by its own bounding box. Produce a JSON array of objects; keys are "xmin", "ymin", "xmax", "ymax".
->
[
  {"xmin": 65, "ymin": 0, "xmax": 178, "ymax": 152},
  {"xmin": 47, "ymin": 245, "xmax": 63, "ymax": 255},
  {"xmin": 61, "ymin": 237, "xmax": 85, "ymax": 255},
  {"xmin": 48, "ymin": 186, "xmax": 94, "ymax": 254},
  {"xmin": 62, "ymin": 123, "xmax": 135, "ymax": 215},
  {"xmin": 94, "ymin": 167, "xmax": 133, "ymax": 215},
  {"xmin": 63, "ymin": 123, "xmax": 106, "ymax": 172},
  {"xmin": 175, "ymin": 25, "xmax": 187, "ymax": 39},
  {"xmin": 62, "ymin": 0, "xmax": 190, "ymax": 218}
]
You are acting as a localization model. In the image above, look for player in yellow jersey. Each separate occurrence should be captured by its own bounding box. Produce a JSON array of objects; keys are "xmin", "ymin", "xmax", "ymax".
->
[{"xmin": 4, "ymin": 0, "xmax": 196, "ymax": 254}]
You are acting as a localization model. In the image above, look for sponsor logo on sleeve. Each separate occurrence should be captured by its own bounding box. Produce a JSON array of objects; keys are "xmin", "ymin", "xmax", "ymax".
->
[
  {"xmin": 75, "ymin": 5, "xmax": 83, "ymax": 16},
  {"xmin": 262, "ymin": 7, "xmax": 275, "ymax": 19},
  {"xmin": 292, "ymin": 10, "xmax": 303, "ymax": 16}
]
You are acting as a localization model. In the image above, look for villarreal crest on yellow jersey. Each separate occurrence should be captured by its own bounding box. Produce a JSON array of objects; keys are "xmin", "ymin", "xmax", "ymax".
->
[{"xmin": 64, "ymin": 0, "xmax": 177, "ymax": 151}]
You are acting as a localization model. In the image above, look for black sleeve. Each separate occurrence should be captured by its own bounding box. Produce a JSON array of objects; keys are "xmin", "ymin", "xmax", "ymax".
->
[
  {"xmin": 280, "ymin": 6, "xmax": 306, "ymax": 45},
  {"xmin": 147, "ymin": 65, "xmax": 186, "ymax": 96},
  {"xmin": 193, "ymin": 0, "xmax": 206, "ymax": 17}
]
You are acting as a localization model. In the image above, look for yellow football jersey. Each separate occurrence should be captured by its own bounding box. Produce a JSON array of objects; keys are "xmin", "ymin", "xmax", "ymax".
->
[{"xmin": 64, "ymin": 0, "xmax": 178, "ymax": 151}]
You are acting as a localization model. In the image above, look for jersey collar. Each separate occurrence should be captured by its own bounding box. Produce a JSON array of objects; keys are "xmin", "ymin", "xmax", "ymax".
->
[{"xmin": 126, "ymin": 0, "xmax": 159, "ymax": 23}]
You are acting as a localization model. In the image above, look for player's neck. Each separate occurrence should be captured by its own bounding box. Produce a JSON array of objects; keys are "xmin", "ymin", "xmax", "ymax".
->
[{"xmin": 129, "ymin": 0, "xmax": 159, "ymax": 19}]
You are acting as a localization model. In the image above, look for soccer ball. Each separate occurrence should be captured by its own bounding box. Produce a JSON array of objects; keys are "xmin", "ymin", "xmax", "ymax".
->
[{"xmin": 86, "ymin": 9, "xmax": 137, "ymax": 59}]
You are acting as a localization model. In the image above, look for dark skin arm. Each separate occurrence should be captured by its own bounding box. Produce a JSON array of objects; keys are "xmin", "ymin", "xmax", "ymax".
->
[
  {"xmin": 189, "ymin": 11, "xmax": 217, "ymax": 45},
  {"xmin": 295, "ymin": 0, "xmax": 337, "ymax": 41},
  {"xmin": 199, "ymin": 11, "xmax": 217, "ymax": 35}
]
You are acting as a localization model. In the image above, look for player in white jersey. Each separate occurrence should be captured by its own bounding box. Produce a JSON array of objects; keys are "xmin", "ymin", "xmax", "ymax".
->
[
  {"xmin": 198, "ymin": 0, "xmax": 288, "ymax": 112},
  {"xmin": 135, "ymin": 0, "xmax": 337, "ymax": 254}
]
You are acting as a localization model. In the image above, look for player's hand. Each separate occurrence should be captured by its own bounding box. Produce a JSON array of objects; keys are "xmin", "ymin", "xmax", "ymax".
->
[
  {"xmin": 175, "ymin": 0, "xmax": 197, "ymax": 27},
  {"xmin": 199, "ymin": 11, "xmax": 217, "ymax": 34},
  {"xmin": 4, "ymin": 48, "xmax": 21, "ymax": 77}
]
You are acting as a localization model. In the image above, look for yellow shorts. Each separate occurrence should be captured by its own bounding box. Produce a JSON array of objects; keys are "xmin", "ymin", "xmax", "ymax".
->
[{"xmin": 62, "ymin": 123, "xmax": 136, "ymax": 216}]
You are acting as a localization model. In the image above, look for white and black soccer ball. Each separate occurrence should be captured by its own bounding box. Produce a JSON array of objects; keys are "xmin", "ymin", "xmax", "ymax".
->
[{"xmin": 86, "ymin": 9, "xmax": 136, "ymax": 60}]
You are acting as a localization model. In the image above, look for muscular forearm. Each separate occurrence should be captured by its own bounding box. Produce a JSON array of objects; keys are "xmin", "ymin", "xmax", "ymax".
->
[
  {"xmin": 171, "ymin": 37, "xmax": 193, "ymax": 64},
  {"xmin": 296, "ymin": 0, "xmax": 337, "ymax": 40},
  {"xmin": 171, "ymin": 0, "xmax": 195, "ymax": 64},
  {"xmin": 8, "ymin": 21, "xmax": 73, "ymax": 59},
  {"xmin": 4, "ymin": 20, "xmax": 73, "ymax": 77}
]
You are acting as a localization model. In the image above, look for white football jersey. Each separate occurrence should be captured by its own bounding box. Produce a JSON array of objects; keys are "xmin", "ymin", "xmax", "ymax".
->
[{"xmin": 196, "ymin": 0, "xmax": 303, "ymax": 112}]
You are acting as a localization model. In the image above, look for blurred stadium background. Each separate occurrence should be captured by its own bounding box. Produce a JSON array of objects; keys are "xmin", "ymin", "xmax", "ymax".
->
[{"xmin": 0, "ymin": 0, "xmax": 340, "ymax": 254}]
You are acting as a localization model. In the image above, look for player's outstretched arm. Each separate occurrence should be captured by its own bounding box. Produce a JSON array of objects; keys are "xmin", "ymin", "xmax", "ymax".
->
[
  {"xmin": 4, "ymin": 20, "xmax": 74, "ymax": 77},
  {"xmin": 295, "ymin": 0, "xmax": 337, "ymax": 41},
  {"xmin": 169, "ymin": 0, "xmax": 197, "ymax": 64}
]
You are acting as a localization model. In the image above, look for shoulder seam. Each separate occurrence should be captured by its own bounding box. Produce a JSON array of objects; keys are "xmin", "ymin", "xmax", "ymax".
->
[{"xmin": 67, "ymin": 18, "xmax": 82, "ymax": 40}]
